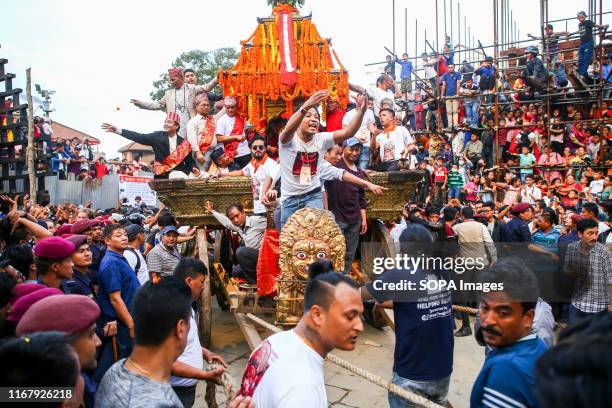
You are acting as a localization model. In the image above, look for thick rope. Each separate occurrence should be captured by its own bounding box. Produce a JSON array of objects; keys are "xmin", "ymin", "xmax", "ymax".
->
[
  {"xmin": 204, "ymin": 362, "xmax": 235, "ymax": 408},
  {"xmin": 245, "ymin": 313, "xmax": 445, "ymax": 408},
  {"xmin": 452, "ymin": 305, "xmax": 479, "ymax": 315}
]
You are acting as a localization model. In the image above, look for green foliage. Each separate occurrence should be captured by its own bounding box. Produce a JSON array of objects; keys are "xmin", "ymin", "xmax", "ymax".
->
[
  {"xmin": 266, "ymin": 0, "xmax": 305, "ymax": 8},
  {"xmin": 149, "ymin": 48, "xmax": 240, "ymax": 100}
]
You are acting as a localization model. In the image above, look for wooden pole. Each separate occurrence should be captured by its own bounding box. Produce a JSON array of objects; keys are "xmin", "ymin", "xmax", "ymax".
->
[{"xmin": 25, "ymin": 68, "xmax": 36, "ymax": 203}]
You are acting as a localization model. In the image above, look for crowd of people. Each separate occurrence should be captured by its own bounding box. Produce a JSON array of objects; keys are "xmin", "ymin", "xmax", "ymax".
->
[
  {"xmin": 50, "ymin": 135, "xmax": 154, "ymax": 182},
  {"xmin": 0, "ymin": 8, "xmax": 610, "ymax": 408}
]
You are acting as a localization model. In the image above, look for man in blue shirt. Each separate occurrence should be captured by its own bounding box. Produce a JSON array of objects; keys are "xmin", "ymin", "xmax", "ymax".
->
[
  {"xmin": 601, "ymin": 54, "xmax": 611, "ymax": 99},
  {"xmin": 440, "ymin": 64, "xmax": 462, "ymax": 129},
  {"xmin": 532, "ymin": 213, "xmax": 561, "ymax": 255},
  {"xmin": 471, "ymin": 258, "xmax": 548, "ymax": 408},
  {"xmin": 363, "ymin": 224, "xmax": 454, "ymax": 408},
  {"xmin": 475, "ymin": 57, "xmax": 497, "ymax": 104},
  {"xmin": 51, "ymin": 144, "xmax": 71, "ymax": 180},
  {"xmin": 395, "ymin": 53, "xmax": 413, "ymax": 101},
  {"xmin": 98, "ymin": 224, "xmax": 140, "ymax": 358}
]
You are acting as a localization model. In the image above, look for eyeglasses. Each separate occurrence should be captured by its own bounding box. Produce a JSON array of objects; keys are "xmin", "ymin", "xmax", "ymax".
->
[{"xmin": 251, "ymin": 145, "xmax": 265, "ymax": 151}]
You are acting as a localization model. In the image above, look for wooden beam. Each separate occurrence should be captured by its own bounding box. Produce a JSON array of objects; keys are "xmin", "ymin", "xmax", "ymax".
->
[{"xmin": 235, "ymin": 313, "xmax": 263, "ymax": 350}]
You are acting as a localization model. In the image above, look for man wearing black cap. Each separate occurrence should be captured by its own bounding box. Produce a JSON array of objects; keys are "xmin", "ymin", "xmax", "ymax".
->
[
  {"xmin": 146, "ymin": 226, "xmax": 181, "ymax": 280},
  {"xmin": 325, "ymin": 137, "xmax": 368, "ymax": 274},
  {"xmin": 207, "ymin": 146, "xmax": 241, "ymax": 177},
  {"xmin": 124, "ymin": 224, "xmax": 150, "ymax": 285}
]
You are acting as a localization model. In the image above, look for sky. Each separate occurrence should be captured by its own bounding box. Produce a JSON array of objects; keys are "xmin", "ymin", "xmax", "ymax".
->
[{"xmin": 1, "ymin": 0, "xmax": 607, "ymax": 157}]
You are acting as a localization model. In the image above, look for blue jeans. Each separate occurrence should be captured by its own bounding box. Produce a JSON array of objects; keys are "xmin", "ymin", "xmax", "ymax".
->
[
  {"xmin": 578, "ymin": 40, "xmax": 593, "ymax": 76},
  {"xmin": 389, "ymin": 372, "xmax": 450, "ymax": 408},
  {"xmin": 448, "ymin": 187, "xmax": 461, "ymax": 199},
  {"xmin": 357, "ymin": 145, "xmax": 371, "ymax": 170},
  {"xmin": 569, "ymin": 304, "xmax": 607, "ymax": 324},
  {"xmin": 463, "ymin": 100, "xmax": 479, "ymax": 126},
  {"xmin": 280, "ymin": 190, "xmax": 324, "ymax": 229}
]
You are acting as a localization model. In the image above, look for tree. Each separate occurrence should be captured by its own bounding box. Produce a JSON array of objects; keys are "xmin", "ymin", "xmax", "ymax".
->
[
  {"xmin": 266, "ymin": 0, "xmax": 305, "ymax": 8},
  {"xmin": 149, "ymin": 48, "xmax": 240, "ymax": 100}
]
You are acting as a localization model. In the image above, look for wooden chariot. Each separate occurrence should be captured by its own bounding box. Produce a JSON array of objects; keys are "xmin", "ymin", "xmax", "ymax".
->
[{"xmin": 150, "ymin": 170, "xmax": 423, "ymax": 347}]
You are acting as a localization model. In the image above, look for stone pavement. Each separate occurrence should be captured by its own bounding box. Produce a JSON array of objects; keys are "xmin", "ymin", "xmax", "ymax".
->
[{"xmin": 195, "ymin": 304, "xmax": 484, "ymax": 408}]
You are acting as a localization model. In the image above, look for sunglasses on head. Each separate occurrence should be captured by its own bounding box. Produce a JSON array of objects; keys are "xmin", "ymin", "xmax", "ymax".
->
[{"xmin": 251, "ymin": 145, "xmax": 265, "ymax": 150}]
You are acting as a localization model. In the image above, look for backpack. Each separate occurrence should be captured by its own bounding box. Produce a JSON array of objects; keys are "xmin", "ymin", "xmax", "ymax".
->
[{"xmin": 125, "ymin": 247, "xmax": 141, "ymax": 275}]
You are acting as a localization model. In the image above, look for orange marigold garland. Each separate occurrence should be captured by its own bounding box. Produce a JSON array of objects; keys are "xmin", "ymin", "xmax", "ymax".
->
[{"xmin": 223, "ymin": 12, "xmax": 348, "ymax": 121}]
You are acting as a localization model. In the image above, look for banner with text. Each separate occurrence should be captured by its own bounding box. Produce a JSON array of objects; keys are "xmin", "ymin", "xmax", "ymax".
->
[{"xmin": 118, "ymin": 175, "xmax": 157, "ymax": 206}]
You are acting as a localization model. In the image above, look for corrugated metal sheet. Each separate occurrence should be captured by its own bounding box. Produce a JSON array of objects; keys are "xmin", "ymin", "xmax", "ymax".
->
[{"xmin": 46, "ymin": 175, "xmax": 120, "ymax": 209}]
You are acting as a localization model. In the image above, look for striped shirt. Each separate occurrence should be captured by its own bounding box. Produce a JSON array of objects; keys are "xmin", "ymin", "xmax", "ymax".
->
[
  {"xmin": 447, "ymin": 171, "xmax": 464, "ymax": 188},
  {"xmin": 471, "ymin": 335, "xmax": 548, "ymax": 408},
  {"xmin": 146, "ymin": 243, "xmax": 180, "ymax": 277},
  {"xmin": 563, "ymin": 241, "xmax": 612, "ymax": 313},
  {"xmin": 543, "ymin": 33, "xmax": 561, "ymax": 58}
]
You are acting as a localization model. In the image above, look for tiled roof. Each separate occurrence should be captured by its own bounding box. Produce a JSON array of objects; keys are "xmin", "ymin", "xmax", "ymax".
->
[{"xmin": 50, "ymin": 121, "xmax": 100, "ymax": 145}]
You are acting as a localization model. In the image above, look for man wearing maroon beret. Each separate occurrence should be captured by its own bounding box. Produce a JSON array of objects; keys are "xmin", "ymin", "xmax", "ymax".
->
[
  {"xmin": 17, "ymin": 294, "xmax": 102, "ymax": 408},
  {"xmin": 501, "ymin": 203, "xmax": 534, "ymax": 243},
  {"xmin": 71, "ymin": 219, "xmax": 106, "ymax": 273},
  {"xmin": 35, "ymin": 236, "xmax": 76, "ymax": 293},
  {"xmin": 65, "ymin": 235, "xmax": 96, "ymax": 299}
]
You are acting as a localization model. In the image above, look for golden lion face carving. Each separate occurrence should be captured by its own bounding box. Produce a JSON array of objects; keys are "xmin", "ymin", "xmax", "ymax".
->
[
  {"xmin": 276, "ymin": 208, "xmax": 346, "ymax": 325},
  {"xmin": 290, "ymin": 239, "xmax": 330, "ymax": 280},
  {"xmin": 279, "ymin": 208, "xmax": 345, "ymax": 276}
]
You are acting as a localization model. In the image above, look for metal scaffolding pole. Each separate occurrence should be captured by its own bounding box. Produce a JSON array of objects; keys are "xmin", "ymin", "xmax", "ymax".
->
[
  {"xmin": 598, "ymin": 0, "xmax": 605, "ymax": 162},
  {"xmin": 392, "ymin": 0, "xmax": 396, "ymax": 55},
  {"xmin": 493, "ymin": 0, "xmax": 500, "ymax": 165},
  {"xmin": 458, "ymin": 2, "xmax": 461, "ymax": 63},
  {"xmin": 405, "ymin": 8, "xmax": 408, "ymax": 54},
  {"xmin": 415, "ymin": 19, "xmax": 418, "ymax": 59},
  {"xmin": 444, "ymin": 0, "xmax": 447, "ymax": 35},
  {"xmin": 435, "ymin": 0, "xmax": 440, "ymax": 51}
]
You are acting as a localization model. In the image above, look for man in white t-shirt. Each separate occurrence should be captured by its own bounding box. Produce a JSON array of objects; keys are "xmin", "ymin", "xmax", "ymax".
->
[
  {"xmin": 124, "ymin": 225, "xmax": 150, "ymax": 285},
  {"xmin": 520, "ymin": 174, "xmax": 542, "ymax": 205},
  {"xmin": 350, "ymin": 74, "xmax": 398, "ymax": 116},
  {"xmin": 215, "ymin": 96, "xmax": 251, "ymax": 168},
  {"xmin": 237, "ymin": 263, "xmax": 364, "ymax": 407},
  {"xmin": 171, "ymin": 258, "xmax": 226, "ymax": 408},
  {"xmin": 371, "ymin": 108, "xmax": 415, "ymax": 171},
  {"xmin": 278, "ymin": 89, "xmax": 379, "ymax": 228},
  {"xmin": 221, "ymin": 135, "xmax": 279, "ymax": 216},
  {"xmin": 342, "ymin": 100, "xmax": 376, "ymax": 170}
]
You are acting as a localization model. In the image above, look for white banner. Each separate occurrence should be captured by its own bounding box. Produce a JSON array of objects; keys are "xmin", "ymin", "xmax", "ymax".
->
[{"xmin": 118, "ymin": 175, "xmax": 157, "ymax": 206}]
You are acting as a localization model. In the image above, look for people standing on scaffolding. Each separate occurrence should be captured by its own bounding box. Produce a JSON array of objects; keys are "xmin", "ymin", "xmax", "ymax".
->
[
  {"xmin": 568, "ymin": 11, "xmax": 608, "ymax": 81},
  {"xmin": 522, "ymin": 46, "xmax": 547, "ymax": 92}
]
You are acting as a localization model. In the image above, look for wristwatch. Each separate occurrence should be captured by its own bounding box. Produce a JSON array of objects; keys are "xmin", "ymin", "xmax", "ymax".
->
[{"xmin": 300, "ymin": 107, "xmax": 308, "ymax": 115}]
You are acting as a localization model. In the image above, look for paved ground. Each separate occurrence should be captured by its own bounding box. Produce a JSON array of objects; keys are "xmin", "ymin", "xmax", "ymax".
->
[{"xmin": 195, "ymin": 304, "xmax": 484, "ymax": 408}]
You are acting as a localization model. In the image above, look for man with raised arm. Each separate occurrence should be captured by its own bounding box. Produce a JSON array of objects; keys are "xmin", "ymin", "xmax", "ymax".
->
[
  {"xmin": 277, "ymin": 90, "xmax": 383, "ymax": 228},
  {"xmin": 130, "ymin": 68, "xmax": 217, "ymax": 137},
  {"xmin": 102, "ymin": 113, "xmax": 196, "ymax": 179}
]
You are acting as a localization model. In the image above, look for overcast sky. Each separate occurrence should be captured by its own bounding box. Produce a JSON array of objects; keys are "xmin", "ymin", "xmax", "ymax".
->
[{"xmin": 1, "ymin": 0, "xmax": 607, "ymax": 156}]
